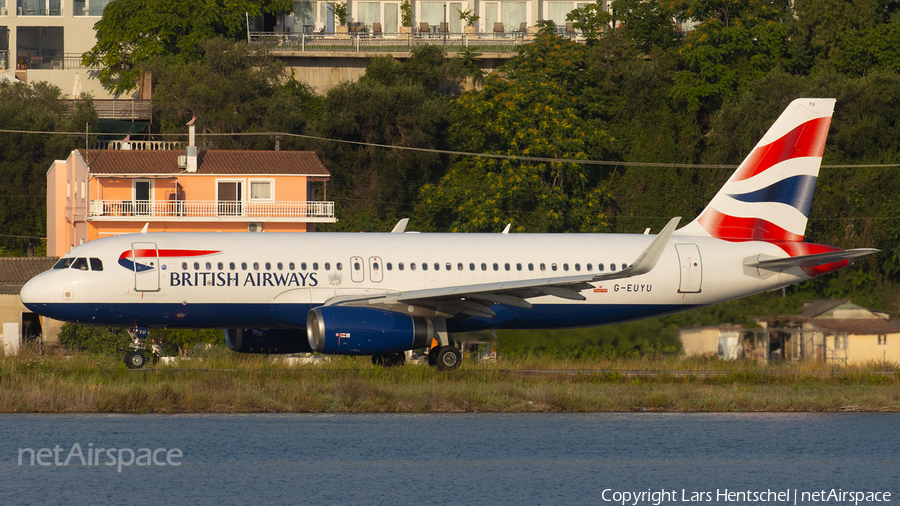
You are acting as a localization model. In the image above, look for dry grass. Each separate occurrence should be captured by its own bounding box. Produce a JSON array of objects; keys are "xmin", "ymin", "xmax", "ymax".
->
[{"xmin": 1, "ymin": 346, "xmax": 898, "ymax": 413}]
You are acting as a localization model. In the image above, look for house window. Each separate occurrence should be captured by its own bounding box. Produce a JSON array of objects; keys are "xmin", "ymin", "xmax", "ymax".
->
[
  {"xmin": 217, "ymin": 180, "xmax": 243, "ymax": 216},
  {"xmin": 17, "ymin": 27, "xmax": 63, "ymax": 71},
  {"xmin": 250, "ymin": 180, "xmax": 273, "ymax": 201},
  {"xmin": 73, "ymin": 0, "xmax": 114, "ymax": 16},
  {"xmin": 134, "ymin": 180, "xmax": 152, "ymax": 216},
  {"xmin": 878, "ymin": 335, "xmax": 887, "ymax": 346}
]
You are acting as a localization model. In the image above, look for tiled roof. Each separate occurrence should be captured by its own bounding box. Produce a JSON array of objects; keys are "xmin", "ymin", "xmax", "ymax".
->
[
  {"xmin": 799, "ymin": 298, "xmax": 849, "ymax": 318},
  {"xmin": 0, "ymin": 257, "xmax": 58, "ymax": 294},
  {"xmin": 80, "ymin": 149, "xmax": 330, "ymax": 176}
]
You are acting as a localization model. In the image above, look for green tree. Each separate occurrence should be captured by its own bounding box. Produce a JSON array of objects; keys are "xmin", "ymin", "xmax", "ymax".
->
[
  {"xmin": 0, "ymin": 81, "xmax": 97, "ymax": 256},
  {"xmin": 418, "ymin": 29, "xmax": 614, "ymax": 233},
  {"xmin": 147, "ymin": 38, "xmax": 320, "ymax": 150},
  {"xmin": 83, "ymin": 0, "xmax": 294, "ymax": 95},
  {"xmin": 313, "ymin": 46, "xmax": 467, "ymax": 232},
  {"xmin": 672, "ymin": 0, "xmax": 794, "ymax": 112},
  {"xmin": 607, "ymin": 0, "xmax": 681, "ymax": 51}
]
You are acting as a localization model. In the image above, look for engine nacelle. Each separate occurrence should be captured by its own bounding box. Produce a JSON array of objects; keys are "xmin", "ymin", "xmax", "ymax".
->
[
  {"xmin": 225, "ymin": 328, "xmax": 313, "ymax": 354},
  {"xmin": 307, "ymin": 306, "xmax": 431, "ymax": 355}
]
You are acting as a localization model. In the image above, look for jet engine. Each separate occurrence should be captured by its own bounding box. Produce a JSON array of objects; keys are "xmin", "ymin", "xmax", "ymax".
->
[
  {"xmin": 225, "ymin": 328, "xmax": 313, "ymax": 354},
  {"xmin": 307, "ymin": 306, "xmax": 431, "ymax": 355}
]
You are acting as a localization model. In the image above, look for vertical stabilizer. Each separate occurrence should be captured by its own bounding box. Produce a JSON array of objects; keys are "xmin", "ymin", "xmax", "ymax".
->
[{"xmin": 678, "ymin": 98, "xmax": 836, "ymax": 242}]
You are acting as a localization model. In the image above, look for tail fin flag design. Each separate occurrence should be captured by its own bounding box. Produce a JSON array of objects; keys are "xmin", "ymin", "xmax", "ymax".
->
[{"xmin": 679, "ymin": 99, "xmax": 836, "ymax": 242}]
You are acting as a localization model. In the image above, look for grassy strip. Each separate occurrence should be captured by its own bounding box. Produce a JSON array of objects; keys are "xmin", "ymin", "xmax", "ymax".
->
[{"xmin": 2, "ymin": 348, "xmax": 899, "ymax": 413}]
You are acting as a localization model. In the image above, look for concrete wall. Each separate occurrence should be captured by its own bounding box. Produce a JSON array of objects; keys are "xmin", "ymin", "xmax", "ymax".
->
[{"xmin": 0, "ymin": 293, "xmax": 63, "ymax": 350}]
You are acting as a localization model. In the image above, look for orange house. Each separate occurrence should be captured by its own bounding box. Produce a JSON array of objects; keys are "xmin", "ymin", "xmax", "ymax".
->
[{"xmin": 47, "ymin": 141, "xmax": 334, "ymax": 257}]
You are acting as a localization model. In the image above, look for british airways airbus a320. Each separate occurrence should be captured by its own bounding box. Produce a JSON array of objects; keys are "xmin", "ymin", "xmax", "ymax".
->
[{"xmin": 20, "ymin": 99, "xmax": 877, "ymax": 369}]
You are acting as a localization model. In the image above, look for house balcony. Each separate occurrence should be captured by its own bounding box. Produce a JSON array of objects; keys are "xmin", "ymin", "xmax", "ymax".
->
[{"xmin": 88, "ymin": 200, "xmax": 336, "ymax": 223}]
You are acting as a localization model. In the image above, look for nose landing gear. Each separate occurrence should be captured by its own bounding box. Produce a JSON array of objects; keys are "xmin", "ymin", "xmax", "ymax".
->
[{"xmin": 124, "ymin": 326, "xmax": 149, "ymax": 369}]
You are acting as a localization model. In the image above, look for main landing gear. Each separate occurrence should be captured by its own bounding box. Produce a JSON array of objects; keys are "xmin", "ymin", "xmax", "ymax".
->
[
  {"xmin": 428, "ymin": 345, "xmax": 462, "ymax": 371},
  {"xmin": 124, "ymin": 327, "xmax": 149, "ymax": 369}
]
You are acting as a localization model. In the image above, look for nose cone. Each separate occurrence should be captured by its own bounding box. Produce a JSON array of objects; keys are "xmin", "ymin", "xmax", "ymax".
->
[{"xmin": 20, "ymin": 275, "xmax": 49, "ymax": 310}]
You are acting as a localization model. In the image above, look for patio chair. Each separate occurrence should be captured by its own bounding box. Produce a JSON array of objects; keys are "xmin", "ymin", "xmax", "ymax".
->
[
  {"xmin": 419, "ymin": 22, "xmax": 430, "ymax": 37},
  {"xmin": 372, "ymin": 22, "xmax": 382, "ymax": 37},
  {"xmin": 493, "ymin": 22, "xmax": 504, "ymax": 37},
  {"xmin": 439, "ymin": 22, "xmax": 449, "ymax": 35},
  {"xmin": 516, "ymin": 22, "xmax": 527, "ymax": 34},
  {"xmin": 565, "ymin": 22, "xmax": 576, "ymax": 38}
]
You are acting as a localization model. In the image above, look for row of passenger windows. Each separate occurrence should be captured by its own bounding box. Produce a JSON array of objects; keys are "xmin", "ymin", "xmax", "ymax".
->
[
  {"xmin": 53, "ymin": 257, "xmax": 104, "ymax": 271},
  {"xmin": 386, "ymin": 262, "xmax": 628, "ymax": 272},
  {"xmin": 179, "ymin": 260, "xmax": 628, "ymax": 273}
]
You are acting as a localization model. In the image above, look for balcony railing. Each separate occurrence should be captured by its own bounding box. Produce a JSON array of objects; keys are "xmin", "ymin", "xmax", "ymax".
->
[
  {"xmin": 249, "ymin": 30, "xmax": 576, "ymax": 54},
  {"xmin": 88, "ymin": 200, "xmax": 335, "ymax": 222}
]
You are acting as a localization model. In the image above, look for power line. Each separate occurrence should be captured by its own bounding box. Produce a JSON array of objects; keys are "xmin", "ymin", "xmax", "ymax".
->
[{"xmin": 2, "ymin": 128, "xmax": 899, "ymax": 169}]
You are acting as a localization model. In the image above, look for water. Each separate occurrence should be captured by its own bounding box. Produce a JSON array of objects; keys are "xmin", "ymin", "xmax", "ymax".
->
[{"xmin": 1, "ymin": 413, "xmax": 897, "ymax": 505}]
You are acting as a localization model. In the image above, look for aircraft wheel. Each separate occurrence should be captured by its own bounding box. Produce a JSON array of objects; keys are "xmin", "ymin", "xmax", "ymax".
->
[
  {"xmin": 126, "ymin": 351, "xmax": 146, "ymax": 369},
  {"xmin": 427, "ymin": 346, "xmax": 439, "ymax": 366},
  {"xmin": 435, "ymin": 346, "xmax": 462, "ymax": 371}
]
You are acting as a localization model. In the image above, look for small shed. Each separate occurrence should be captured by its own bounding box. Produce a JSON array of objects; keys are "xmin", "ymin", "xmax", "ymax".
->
[{"xmin": 0, "ymin": 257, "xmax": 62, "ymax": 353}]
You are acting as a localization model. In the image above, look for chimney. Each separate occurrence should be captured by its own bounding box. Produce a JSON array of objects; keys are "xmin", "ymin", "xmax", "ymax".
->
[{"xmin": 186, "ymin": 116, "xmax": 198, "ymax": 173}]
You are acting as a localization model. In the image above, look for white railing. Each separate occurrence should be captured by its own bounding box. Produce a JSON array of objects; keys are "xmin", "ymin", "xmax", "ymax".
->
[{"xmin": 89, "ymin": 200, "xmax": 335, "ymax": 219}]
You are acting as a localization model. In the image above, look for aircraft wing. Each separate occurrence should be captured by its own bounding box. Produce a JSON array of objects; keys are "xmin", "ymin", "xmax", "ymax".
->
[
  {"xmin": 323, "ymin": 217, "xmax": 680, "ymax": 318},
  {"xmin": 745, "ymin": 248, "xmax": 879, "ymax": 272}
]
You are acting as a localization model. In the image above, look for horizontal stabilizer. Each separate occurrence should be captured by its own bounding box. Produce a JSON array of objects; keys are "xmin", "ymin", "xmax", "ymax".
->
[{"xmin": 745, "ymin": 248, "xmax": 879, "ymax": 272}]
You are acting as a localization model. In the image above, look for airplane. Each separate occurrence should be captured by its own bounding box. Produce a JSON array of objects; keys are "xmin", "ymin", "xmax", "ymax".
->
[{"xmin": 20, "ymin": 98, "xmax": 877, "ymax": 370}]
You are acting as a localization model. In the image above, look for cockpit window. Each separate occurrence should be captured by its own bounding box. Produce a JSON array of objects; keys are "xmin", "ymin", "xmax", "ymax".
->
[
  {"xmin": 90, "ymin": 258, "xmax": 103, "ymax": 271},
  {"xmin": 53, "ymin": 258, "xmax": 75, "ymax": 269},
  {"xmin": 71, "ymin": 258, "xmax": 89, "ymax": 271}
]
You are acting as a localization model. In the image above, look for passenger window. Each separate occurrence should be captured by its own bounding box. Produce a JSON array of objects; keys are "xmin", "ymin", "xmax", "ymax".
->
[
  {"xmin": 516, "ymin": 263, "xmax": 522, "ymax": 271},
  {"xmin": 434, "ymin": 262, "xmax": 439, "ymax": 271},
  {"xmin": 90, "ymin": 258, "xmax": 103, "ymax": 271},
  {"xmin": 504, "ymin": 263, "xmax": 510, "ymax": 271},
  {"xmin": 575, "ymin": 264, "xmax": 580, "ymax": 271},
  {"xmin": 277, "ymin": 262, "xmax": 283, "ymax": 270},
  {"xmin": 540, "ymin": 263, "xmax": 546, "ymax": 271},
  {"xmin": 337, "ymin": 263, "xmax": 343, "ymax": 271},
  {"xmin": 53, "ymin": 258, "xmax": 75, "ymax": 269},
  {"xmin": 399, "ymin": 262, "xmax": 405, "ymax": 271},
  {"xmin": 528, "ymin": 263, "xmax": 534, "ymax": 271},
  {"xmin": 372, "ymin": 262, "xmax": 379, "ymax": 270},
  {"xmin": 217, "ymin": 262, "xmax": 223, "ymax": 270},
  {"xmin": 446, "ymin": 263, "xmax": 452, "ymax": 271},
  {"xmin": 587, "ymin": 264, "xmax": 592, "ymax": 271},
  {"xmin": 610, "ymin": 263, "xmax": 616, "ymax": 272},
  {"xmin": 288, "ymin": 262, "xmax": 294, "ymax": 270},
  {"xmin": 410, "ymin": 263, "xmax": 416, "ymax": 271},
  {"xmin": 242, "ymin": 262, "xmax": 248, "ymax": 270},
  {"xmin": 265, "ymin": 262, "xmax": 271, "ymax": 270},
  {"xmin": 458, "ymin": 263, "xmax": 463, "ymax": 271},
  {"xmin": 194, "ymin": 262, "xmax": 200, "ymax": 270},
  {"xmin": 354, "ymin": 262, "xmax": 361, "ymax": 270},
  {"xmin": 493, "ymin": 263, "xmax": 499, "ymax": 271},
  {"xmin": 422, "ymin": 263, "xmax": 428, "ymax": 271},
  {"xmin": 72, "ymin": 258, "xmax": 89, "ymax": 270},
  {"xmin": 563, "ymin": 264, "xmax": 569, "ymax": 271},
  {"xmin": 387, "ymin": 263, "xmax": 393, "ymax": 271},
  {"xmin": 622, "ymin": 263, "xmax": 628, "ymax": 271},
  {"xmin": 469, "ymin": 263, "xmax": 475, "ymax": 271},
  {"xmin": 325, "ymin": 263, "xmax": 331, "ymax": 270},
  {"xmin": 313, "ymin": 262, "xmax": 319, "ymax": 270},
  {"xmin": 598, "ymin": 263, "xmax": 604, "ymax": 271},
  {"xmin": 481, "ymin": 263, "xmax": 487, "ymax": 271},
  {"xmin": 301, "ymin": 262, "xmax": 307, "ymax": 270},
  {"xmin": 206, "ymin": 262, "xmax": 212, "ymax": 270},
  {"xmin": 182, "ymin": 262, "xmax": 188, "ymax": 270},
  {"xmin": 230, "ymin": 262, "xmax": 236, "ymax": 270},
  {"xmin": 253, "ymin": 262, "xmax": 259, "ymax": 270},
  {"xmin": 551, "ymin": 263, "xmax": 558, "ymax": 271}
]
